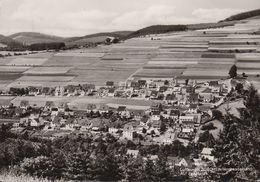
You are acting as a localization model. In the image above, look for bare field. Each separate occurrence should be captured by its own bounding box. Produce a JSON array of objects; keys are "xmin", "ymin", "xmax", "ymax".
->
[
  {"xmin": 24, "ymin": 67, "xmax": 72, "ymax": 75},
  {"xmin": 7, "ymin": 58, "xmax": 48, "ymax": 66},
  {"xmin": 0, "ymin": 66, "xmax": 30, "ymax": 73},
  {"xmin": 44, "ymin": 56, "xmax": 98, "ymax": 67},
  {"xmin": 17, "ymin": 76, "xmax": 75, "ymax": 82}
]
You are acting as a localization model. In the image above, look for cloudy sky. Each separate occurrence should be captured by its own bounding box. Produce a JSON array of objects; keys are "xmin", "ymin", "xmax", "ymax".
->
[{"xmin": 0, "ymin": 0, "xmax": 259, "ymax": 37}]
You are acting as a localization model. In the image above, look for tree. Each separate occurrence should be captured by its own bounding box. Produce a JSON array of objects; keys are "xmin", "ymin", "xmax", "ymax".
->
[
  {"xmin": 141, "ymin": 158, "xmax": 156, "ymax": 181},
  {"xmin": 160, "ymin": 121, "xmax": 167, "ymax": 134},
  {"xmin": 154, "ymin": 154, "xmax": 170, "ymax": 181},
  {"xmin": 212, "ymin": 110, "xmax": 223, "ymax": 119},
  {"xmin": 235, "ymin": 83, "xmax": 243, "ymax": 94},
  {"xmin": 229, "ymin": 65, "xmax": 237, "ymax": 78},
  {"xmin": 65, "ymin": 152, "xmax": 91, "ymax": 180}
]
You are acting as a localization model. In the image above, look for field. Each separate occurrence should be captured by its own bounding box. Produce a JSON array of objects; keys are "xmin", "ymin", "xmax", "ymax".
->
[
  {"xmin": 0, "ymin": 17, "xmax": 259, "ymax": 90},
  {"xmin": 24, "ymin": 67, "xmax": 72, "ymax": 75},
  {"xmin": 7, "ymin": 58, "xmax": 48, "ymax": 66}
]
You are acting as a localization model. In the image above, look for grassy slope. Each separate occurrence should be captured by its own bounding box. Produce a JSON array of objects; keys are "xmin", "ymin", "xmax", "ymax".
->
[
  {"xmin": 222, "ymin": 9, "xmax": 260, "ymax": 22},
  {"xmin": 65, "ymin": 31, "xmax": 133, "ymax": 45},
  {"xmin": 9, "ymin": 32, "xmax": 64, "ymax": 45},
  {"xmin": 0, "ymin": 34, "xmax": 23, "ymax": 48}
]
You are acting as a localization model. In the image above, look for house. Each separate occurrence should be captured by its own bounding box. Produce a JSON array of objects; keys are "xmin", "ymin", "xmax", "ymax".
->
[
  {"xmin": 123, "ymin": 123, "xmax": 134, "ymax": 140},
  {"xmin": 150, "ymin": 90, "xmax": 159, "ymax": 99},
  {"xmin": 183, "ymin": 86, "xmax": 195, "ymax": 94},
  {"xmin": 51, "ymin": 107, "xmax": 59, "ymax": 116},
  {"xmin": 159, "ymin": 86, "xmax": 168, "ymax": 93},
  {"xmin": 20, "ymin": 100, "xmax": 29, "ymax": 109},
  {"xmin": 151, "ymin": 119, "xmax": 161, "ymax": 129},
  {"xmin": 169, "ymin": 109, "xmax": 180, "ymax": 120},
  {"xmin": 117, "ymin": 106, "xmax": 130, "ymax": 118},
  {"xmin": 45, "ymin": 101, "xmax": 55, "ymax": 111},
  {"xmin": 106, "ymin": 81, "xmax": 114, "ymax": 88},
  {"xmin": 179, "ymin": 115, "xmax": 196, "ymax": 126},
  {"xmin": 208, "ymin": 81, "xmax": 219, "ymax": 88},
  {"xmin": 188, "ymin": 104, "xmax": 198, "ymax": 114},
  {"xmin": 55, "ymin": 86, "xmax": 64, "ymax": 96},
  {"xmin": 130, "ymin": 81, "xmax": 140, "ymax": 90},
  {"xmin": 28, "ymin": 86, "xmax": 40, "ymax": 96},
  {"xmin": 200, "ymin": 90, "xmax": 213, "ymax": 103},
  {"xmin": 87, "ymin": 104, "xmax": 97, "ymax": 113},
  {"xmin": 126, "ymin": 149, "xmax": 139, "ymax": 158},
  {"xmin": 138, "ymin": 80, "xmax": 147, "ymax": 88},
  {"xmin": 98, "ymin": 104, "xmax": 110, "ymax": 113},
  {"xmin": 167, "ymin": 157, "xmax": 193, "ymax": 168},
  {"xmin": 108, "ymin": 88, "xmax": 115, "ymax": 97},
  {"xmin": 173, "ymin": 86, "xmax": 182, "ymax": 93},
  {"xmin": 151, "ymin": 110, "xmax": 161, "ymax": 121},
  {"xmin": 188, "ymin": 93, "xmax": 199, "ymax": 104},
  {"xmin": 201, "ymin": 148, "xmax": 215, "ymax": 161}
]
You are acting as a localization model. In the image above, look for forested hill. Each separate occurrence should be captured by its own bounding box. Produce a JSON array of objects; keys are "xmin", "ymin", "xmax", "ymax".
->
[{"xmin": 222, "ymin": 9, "xmax": 260, "ymax": 22}]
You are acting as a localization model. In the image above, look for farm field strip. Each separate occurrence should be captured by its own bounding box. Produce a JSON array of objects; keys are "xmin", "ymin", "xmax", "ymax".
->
[
  {"xmin": 55, "ymin": 52, "xmax": 105, "ymax": 58},
  {"xmin": 7, "ymin": 58, "xmax": 48, "ymax": 66},
  {"xmin": 24, "ymin": 67, "xmax": 72, "ymax": 75},
  {"xmin": 17, "ymin": 76, "xmax": 75, "ymax": 82},
  {"xmin": 0, "ymin": 66, "xmax": 30, "ymax": 73}
]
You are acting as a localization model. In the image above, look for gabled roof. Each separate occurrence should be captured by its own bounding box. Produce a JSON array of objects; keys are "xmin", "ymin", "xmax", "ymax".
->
[
  {"xmin": 159, "ymin": 86, "xmax": 168, "ymax": 92},
  {"xmin": 118, "ymin": 106, "xmax": 126, "ymax": 112},
  {"xmin": 189, "ymin": 104, "xmax": 198, "ymax": 109},
  {"xmin": 152, "ymin": 110, "xmax": 160, "ymax": 116},
  {"xmin": 127, "ymin": 149, "xmax": 139, "ymax": 157},
  {"xmin": 45, "ymin": 101, "xmax": 55, "ymax": 108},
  {"xmin": 20, "ymin": 100, "xmax": 29, "ymax": 107},
  {"xmin": 209, "ymin": 81, "xmax": 219, "ymax": 86},
  {"xmin": 108, "ymin": 88, "xmax": 115, "ymax": 93},
  {"xmin": 170, "ymin": 109, "xmax": 180, "ymax": 116},
  {"xmin": 106, "ymin": 81, "xmax": 114, "ymax": 86},
  {"xmin": 201, "ymin": 148, "xmax": 213, "ymax": 155}
]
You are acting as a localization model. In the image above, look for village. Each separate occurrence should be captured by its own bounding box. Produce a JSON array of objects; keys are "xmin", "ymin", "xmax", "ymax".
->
[{"xmin": 0, "ymin": 77, "xmax": 233, "ymax": 172}]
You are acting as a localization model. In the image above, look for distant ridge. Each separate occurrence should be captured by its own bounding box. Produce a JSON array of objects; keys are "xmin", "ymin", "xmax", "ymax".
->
[
  {"xmin": 0, "ymin": 34, "xmax": 23, "ymax": 48},
  {"xmin": 9, "ymin": 32, "xmax": 64, "ymax": 45},
  {"xmin": 222, "ymin": 9, "xmax": 260, "ymax": 22},
  {"xmin": 2, "ymin": 9, "xmax": 260, "ymax": 47},
  {"xmin": 65, "ymin": 31, "xmax": 133, "ymax": 46}
]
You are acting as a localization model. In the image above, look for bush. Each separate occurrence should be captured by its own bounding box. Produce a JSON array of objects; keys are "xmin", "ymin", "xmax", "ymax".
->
[{"xmin": 201, "ymin": 123, "xmax": 216, "ymax": 131}]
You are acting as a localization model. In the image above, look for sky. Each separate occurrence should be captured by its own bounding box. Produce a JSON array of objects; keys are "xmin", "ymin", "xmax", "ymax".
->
[{"xmin": 0, "ymin": 0, "xmax": 259, "ymax": 37}]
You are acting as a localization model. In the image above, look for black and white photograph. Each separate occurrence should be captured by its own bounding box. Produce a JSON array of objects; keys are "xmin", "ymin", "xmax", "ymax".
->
[{"xmin": 0, "ymin": 0, "xmax": 259, "ymax": 181}]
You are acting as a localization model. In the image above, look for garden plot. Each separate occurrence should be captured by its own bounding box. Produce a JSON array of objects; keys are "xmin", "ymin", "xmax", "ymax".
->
[
  {"xmin": 133, "ymin": 68, "xmax": 184, "ymax": 78},
  {"xmin": 70, "ymin": 68, "xmax": 136, "ymax": 86},
  {"xmin": 17, "ymin": 75, "xmax": 75, "ymax": 82},
  {"xmin": 147, "ymin": 61, "xmax": 197, "ymax": 65},
  {"xmin": 44, "ymin": 56, "xmax": 98, "ymax": 67},
  {"xmin": 55, "ymin": 52, "xmax": 105, "ymax": 58},
  {"xmin": 236, "ymin": 62, "xmax": 260, "ymax": 69},
  {"xmin": 7, "ymin": 58, "xmax": 48, "ymax": 66},
  {"xmin": 0, "ymin": 66, "xmax": 30, "ymax": 73},
  {"xmin": 0, "ymin": 73, "xmax": 22, "ymax": 81},
  {"xmin": 24, "ymin": 67, "xmax": 72, "ymax": 75},
  {"xmin": 7, "ymin": 81, "xmax": 73, "ymax": 88},
  {"xmin": 182, "ymin": 68, "xmax": 229, "ymax": 77},
  {"xmin": 95, "ymin": 60, "xmax": 146, "ymax": 69},
  {"xmin": 237, "ymin": 69, "xmax": 260, "ymax": 75}
]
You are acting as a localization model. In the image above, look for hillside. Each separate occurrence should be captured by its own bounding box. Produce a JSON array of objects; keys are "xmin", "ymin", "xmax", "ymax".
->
[
  {"xmin": 65, "ymin": 31, "xmax": 133, "ymax": 46},
  {"xmin": 222, "ymin": 9, "xmax": 260, "ymax": 22},
  {"xmin": 9, "ymin": 32, "xmax": 64, "ymax": 45},
  {"xmin": 0, "ymin": 34, "xmax": 23, "ymax": 48},
  {"xmin": 125, "ymin": 25, "xmax": 187, "ymax": 39}
]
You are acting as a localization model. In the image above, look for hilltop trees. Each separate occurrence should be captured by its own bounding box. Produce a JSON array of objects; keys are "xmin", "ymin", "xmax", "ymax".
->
[
  {"xmin": 212, "ymin": 85, "xmax": 260, "ymax": 181},
  {"xmin": 229, "ymin": 65, "xmax": 237, "ymax": 78}
]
